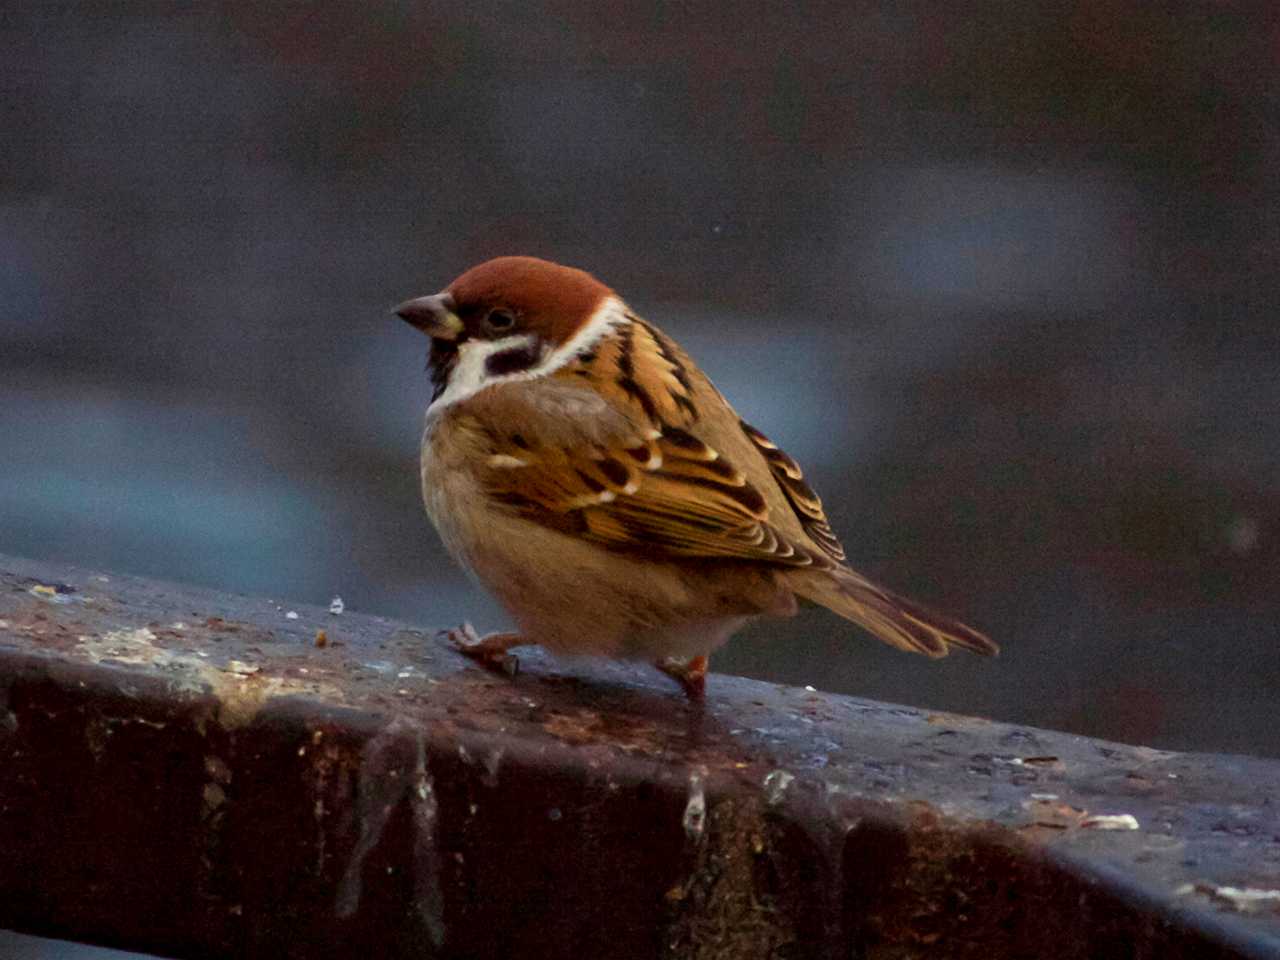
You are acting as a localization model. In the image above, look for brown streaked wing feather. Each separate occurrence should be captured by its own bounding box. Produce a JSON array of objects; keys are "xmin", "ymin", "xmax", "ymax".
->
[
  {"xmin": 793, "ymin": 568, "xmax": 997, "ymax": 658},
  {"xmin": 739, "ymin": 420, "xmax": 847, "ymax": 563},
  {"xmin": 553, "ymin": 315, "xmax": 699, "ymax": 429},
  {"xmin": 464, "ymin": 381, "xmax": 827, "ymax": 569},
  {"xmin": 629, "ymin": 317, "xmax": 700, "ymax": 425},
  {"xmin": 872, "ymin": 583, "xmax": 998, "ymax": 656}
]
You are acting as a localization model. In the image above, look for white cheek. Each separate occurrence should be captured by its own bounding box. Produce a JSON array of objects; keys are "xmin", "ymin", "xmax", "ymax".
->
[
  {"xmin": 426, "ymin": 297, "xmax": 633, "ymax": 413},
  {"xmin": 430, "ymin": 335, "xmax": 537, "ymax": 410}
]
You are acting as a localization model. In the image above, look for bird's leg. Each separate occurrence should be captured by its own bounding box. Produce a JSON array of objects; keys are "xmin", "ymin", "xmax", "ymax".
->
[
  {"xmin": 654, "ymin": 654, "xmax": 708, "ymax": 700},
  {"xmin": 439, "ymin": 622, "xmax": 524, "ymax": 678}
]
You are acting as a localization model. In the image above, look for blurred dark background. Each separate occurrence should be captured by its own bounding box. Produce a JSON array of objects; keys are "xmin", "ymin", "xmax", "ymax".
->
[{"xmin": 3, "ymin": 1, "xmax": 1278, "ymax": 770}]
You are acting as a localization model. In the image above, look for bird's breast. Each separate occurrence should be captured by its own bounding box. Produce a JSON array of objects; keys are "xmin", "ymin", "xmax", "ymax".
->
[{"xmin": 418, "ymin": 412, "xmax": 490, "ymax": 570}]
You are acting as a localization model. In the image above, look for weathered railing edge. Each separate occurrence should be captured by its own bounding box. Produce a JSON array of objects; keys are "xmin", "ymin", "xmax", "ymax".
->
[
  {"xmin": 0, "ymin": 551, "xmax": 1277, "ymax": 959},
  {"xmin": 4, "ymin": 655, "xmax": 1277, "ymax": 960}
]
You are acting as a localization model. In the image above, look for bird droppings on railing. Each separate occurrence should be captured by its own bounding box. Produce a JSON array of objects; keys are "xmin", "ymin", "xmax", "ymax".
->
[
  {"xmin": 1197, "ymin": 887, "xmax": 1280, "ymax": 914},
  {"xmin": 682, "ymin": 768, "xmax": 708, "ymax": 842},
  {"xmin": 763, "ymin": 769, "xmax": 795, "ymax": 805},
  {"xmin": 335, "ymin": 717, "xmax": 445, "ymax": 947},
  {"xmin": 1080, "ymin": 812, "xmax": 1141, "ymax": 831},
  {"xmin": 0, "ymin": 552, "xmax": 1279, "ymax": 959},
  {"xmin": 72, "ymin": 619, "xmax": 345, "ymax": 729}
]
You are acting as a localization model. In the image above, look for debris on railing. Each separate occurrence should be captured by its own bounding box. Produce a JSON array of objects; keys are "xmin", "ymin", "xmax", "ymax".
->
[{"xmin": 0, "ymin": 553, "xmax": 1277, "ymax": 959}]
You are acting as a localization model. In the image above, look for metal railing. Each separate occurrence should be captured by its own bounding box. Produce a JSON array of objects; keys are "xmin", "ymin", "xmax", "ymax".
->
[{"xmin": 0, "ymin": 553, "xmax": 1277, "ymax": 959}]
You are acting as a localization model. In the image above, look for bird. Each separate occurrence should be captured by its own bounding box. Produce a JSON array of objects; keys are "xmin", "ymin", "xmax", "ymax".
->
[{"xmin": 395, "ymin": 256, "xmax": 996, "ymax": 698}]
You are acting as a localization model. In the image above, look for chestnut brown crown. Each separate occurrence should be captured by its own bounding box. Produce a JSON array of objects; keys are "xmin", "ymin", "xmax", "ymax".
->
[{"xmin": 397, "ymin": 256, "xmax": 615, "ymax": 347}]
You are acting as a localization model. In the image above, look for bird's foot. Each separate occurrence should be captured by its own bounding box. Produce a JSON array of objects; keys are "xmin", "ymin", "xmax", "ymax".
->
[
  {"xmin": 439, "ymin": 622, "xmax": 522, "ymax": 678},
  {"xmin": 654, "ymin": 655, "xmax": 708, "ymax": 700}
]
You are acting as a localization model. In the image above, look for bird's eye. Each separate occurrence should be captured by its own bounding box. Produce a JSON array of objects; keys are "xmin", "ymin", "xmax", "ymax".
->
[{"xmin": 485, "ymin": 309, "xmax": 517, "ymax": 332}]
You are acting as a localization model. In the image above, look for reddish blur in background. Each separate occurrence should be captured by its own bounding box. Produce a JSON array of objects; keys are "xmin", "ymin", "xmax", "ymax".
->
[{"xmin": 2, "ymin": 2, "xmax": 1277, "ymax": 768}]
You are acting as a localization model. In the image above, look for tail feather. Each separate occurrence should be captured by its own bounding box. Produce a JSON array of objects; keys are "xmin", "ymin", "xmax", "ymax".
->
[{"xmin": 789, "ymin": 570, "xmax": 998, "ymax": 659}]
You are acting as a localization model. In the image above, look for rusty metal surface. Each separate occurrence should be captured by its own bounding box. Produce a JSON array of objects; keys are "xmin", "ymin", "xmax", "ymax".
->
[{"xmin": 0, "ymin": 553, "xmax": 1277, "ymax": 960}]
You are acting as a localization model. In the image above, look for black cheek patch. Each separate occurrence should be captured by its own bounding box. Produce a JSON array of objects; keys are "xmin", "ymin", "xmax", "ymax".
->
[{"xmin": 485, "ymin": 341, "xmax": 543, "ymax": 377}]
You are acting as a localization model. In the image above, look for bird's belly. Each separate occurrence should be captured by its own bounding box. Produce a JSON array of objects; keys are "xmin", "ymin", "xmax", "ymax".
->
[
  {"xmin": 465, "ymin": 521, "xmax": 740, "ymax": 658},
  {"xmin": 619, "ymin": 615, "xmax": 756, "ymax": 660},
  {"xmin": 430, "ymin": 495, "xmax": 769, "ymax": 658},
  {"xmin": 419, "ymin": 417, "xmax": 790, "ymax": 660}
]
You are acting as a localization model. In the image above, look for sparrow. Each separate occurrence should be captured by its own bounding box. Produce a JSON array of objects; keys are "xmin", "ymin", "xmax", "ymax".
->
[{"xmin": 395, "ymin": 256, "xmax": 996, "ymax": 698}]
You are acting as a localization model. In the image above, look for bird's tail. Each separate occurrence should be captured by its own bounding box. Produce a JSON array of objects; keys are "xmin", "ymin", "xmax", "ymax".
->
[{"xmin": 786, "ymin": 568, "xmax": 997, "ymax": 658}]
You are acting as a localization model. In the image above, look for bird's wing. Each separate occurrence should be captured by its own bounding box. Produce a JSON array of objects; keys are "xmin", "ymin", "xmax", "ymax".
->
[
  {"xmin": 548, "ymin": 311, "xmax": 847, "ymax": 562},
  {"xmin": 737, "ymin": 419, "xmax": 848, "ymax": 563},
  {"xmin": 460, "ymin": 380, "xmax": 830, "ymax": 568}
]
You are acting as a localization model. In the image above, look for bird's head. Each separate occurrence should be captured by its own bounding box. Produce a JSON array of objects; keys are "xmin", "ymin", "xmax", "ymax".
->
[{"xmin": 395, "ymin": 256, "xmax": 621, "ymax": 405}]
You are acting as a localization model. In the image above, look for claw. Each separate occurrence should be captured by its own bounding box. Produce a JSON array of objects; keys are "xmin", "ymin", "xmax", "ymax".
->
[
  {"xmin": 439, "ymin": 624, "xmax": 523, "ymax": 679},
  {"xmin": 439, "ymin": 621, "xmax": 482, "ymax": 649}
]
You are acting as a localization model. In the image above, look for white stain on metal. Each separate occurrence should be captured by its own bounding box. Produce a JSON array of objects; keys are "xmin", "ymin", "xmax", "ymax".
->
[
  {"xmin": 482, "ymin": 749, "xmax": 503, "ymax": 788},
  {"xmin": 409, "ymin": 734, "xmax": 444, "ymax": 945},
  {"xmin": 1081, "ymin": 813, "xmax": 1140, "ymax": 830},
  {"xmin": 75, "ymin": 628, "xmax": 341, "ymax": 727},
  {"xmin": 1211, "ymin": 886, "xmax": 1280, "ymax": 911},
  {"xmin": 1179, "ymin": 883, "xmax": 1280, "ymax": 912},
  {"xmin": 763, "ymin": 769, "xmax": 795, "ymax": 805},
  {"xmin": 682, "ymin": 768, "xmax": 707, "ymax": 841},
  {"xmin": 336, "ymin": 718, "xmax": 445, "ymax": 946}
]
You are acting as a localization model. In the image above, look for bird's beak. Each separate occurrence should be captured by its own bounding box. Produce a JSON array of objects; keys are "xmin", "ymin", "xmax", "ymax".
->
[{"xmin": 394, "ymin": 292, "xmax": 464, "ymax": 341}]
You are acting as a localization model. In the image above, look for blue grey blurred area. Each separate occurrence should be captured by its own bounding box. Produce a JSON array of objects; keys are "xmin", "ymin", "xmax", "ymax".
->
[
  {"xmin": 0, "ymin": 932, "xmax": 158, "ymax": 959},
  {"xmin": 2, "ymin": 0, "xmax": 1278, "ymax": 788}
]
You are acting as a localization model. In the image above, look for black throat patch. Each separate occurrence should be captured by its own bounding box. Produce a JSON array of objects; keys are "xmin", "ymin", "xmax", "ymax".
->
[{"xmin": 427, "ymin": 340, "xmax": 459, "ymax": 401}]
